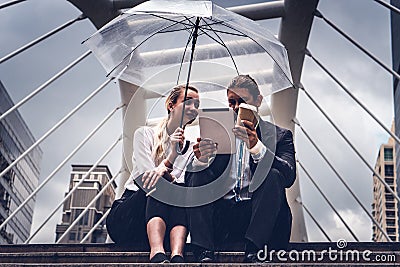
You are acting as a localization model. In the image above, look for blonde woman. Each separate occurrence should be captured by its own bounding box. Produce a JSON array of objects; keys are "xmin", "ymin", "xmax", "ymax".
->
[{"xmin": 107, "ymin": 85, "xmax": 199, "ymax": 263}]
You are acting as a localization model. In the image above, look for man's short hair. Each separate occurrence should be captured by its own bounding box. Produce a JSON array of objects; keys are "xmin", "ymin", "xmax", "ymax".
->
[{"xmin": 227, "ymin": 74, "xmax": 260, "ymax": 99}]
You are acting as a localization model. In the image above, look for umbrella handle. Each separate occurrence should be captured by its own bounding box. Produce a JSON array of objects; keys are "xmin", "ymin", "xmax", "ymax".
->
[
  {"xmin": 177, "ymin": 17, "xmax": 201, "ymax": 155},
  {"xmin": 176, "ymin": 140, "xmax": 190, "ymax": 155}
]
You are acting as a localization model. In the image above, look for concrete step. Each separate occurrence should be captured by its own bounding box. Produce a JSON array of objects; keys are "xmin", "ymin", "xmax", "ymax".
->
[{"xmin": 0, "ymin": 242, "xmax": 399, "ymax": 266}]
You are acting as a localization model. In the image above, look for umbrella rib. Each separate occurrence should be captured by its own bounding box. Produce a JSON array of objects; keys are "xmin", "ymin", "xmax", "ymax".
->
[
  {"xmin": 157, "ymin": 28, "xmax": 192, "ymax": 35},
  {"xmin": 153, "ymin": 14, "xmax": 194, "ymax": 35},
  {"xmin": 176, "ymin": 20, "xmax": 195, "ymax": 85},
  {"xmin": 87, "ymin": 12, "xmax": 190, "ymax": 38},
  {"xmin": 184, "ymin": 17, "xmax": 227, "ymax": 32},
  {"xmin": 196, "ymin": 18, "xmax": 246, "ymax": 37},
  {"xmin": 106, "ymin": 17, "xmax": 192, "ymax": 78},
  {"xmin": 209, "ymin": 18, "xmax": 295, "ymax": 88},
  {"xmin": 197, "ymin": 28, "xmax": 225, "ymax": 47},
  {"xmin": 183, "ymin": 18, "xmax": 225, "ymax": 47},
  {"xmin": 198, "ymin": 19, "xmax": 226, "ymax": 28},
  {"xmin": 86, "ymin": 13, "xmax": 141, "ymax": 40},
  {"xmin": 200, "ymin": 18, "xmax": 240, "ymax": 75},
  {"xmin": 182, "ymin": 17, "xmax": 241, "ymax": 76},
  {"xmin": 149, "ymin": 13, "xmax": 194, "ymax": 28},
  {"xmin": 202, "ymin": 28, "xmax": 247, "ymax": 38}
]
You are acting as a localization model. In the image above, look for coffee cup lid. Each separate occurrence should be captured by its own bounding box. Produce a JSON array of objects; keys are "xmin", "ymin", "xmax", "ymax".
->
[{"xmin": 238, "ymin": 103, "xmax": 257, "ymax": 112}]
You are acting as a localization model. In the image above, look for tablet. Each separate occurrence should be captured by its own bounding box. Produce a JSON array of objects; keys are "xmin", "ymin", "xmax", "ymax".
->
[{"xmin": 198, "ymin": 108, "xmax": 236, "ymax": 154}]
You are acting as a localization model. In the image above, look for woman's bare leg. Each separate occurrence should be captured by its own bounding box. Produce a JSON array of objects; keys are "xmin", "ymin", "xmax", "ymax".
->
[
  {"xmin": 147, "ymin": 217, "xmax": 166, "ymax": 259},
  {"xmin": 170, "ymin": 225, "xmax": 187, "ymax": 258}
]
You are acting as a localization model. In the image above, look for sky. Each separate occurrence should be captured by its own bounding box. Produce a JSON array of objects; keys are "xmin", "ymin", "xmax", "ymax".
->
[{"xmin": 0, "ymin": 0, "xmax": 396, "ymax": 243}]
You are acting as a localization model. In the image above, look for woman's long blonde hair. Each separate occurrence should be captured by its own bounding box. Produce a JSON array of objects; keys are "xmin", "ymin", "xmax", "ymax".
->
[{"xmin": 152, "ymin": 85, "xmax": 198, "ymax": 165}]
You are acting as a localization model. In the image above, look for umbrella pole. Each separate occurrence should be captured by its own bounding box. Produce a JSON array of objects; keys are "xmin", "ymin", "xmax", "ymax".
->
[{"xmin": 177, "ymin": 17, "xmax": 201, "ymax": 154}]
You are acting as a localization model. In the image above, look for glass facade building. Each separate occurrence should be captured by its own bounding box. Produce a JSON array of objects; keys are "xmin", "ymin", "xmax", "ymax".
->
[{"xmin": 0, "ymin": 81, "xmax": 42, "ymax": 244}]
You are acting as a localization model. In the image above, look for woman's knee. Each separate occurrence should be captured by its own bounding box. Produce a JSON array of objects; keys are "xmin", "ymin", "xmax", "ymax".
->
[
  {"xmin": 147, "ymin": 216, "xmax": 167, "ymax": 228},
  {"xmin": 170, "ymin": 224, "xmax": 187, "ymax": 235}
]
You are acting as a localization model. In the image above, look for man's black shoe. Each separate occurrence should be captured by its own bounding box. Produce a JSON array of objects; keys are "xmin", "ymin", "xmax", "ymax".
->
[
  {"xmin": 150, "ymin": 252, "xmax": 170, "ymax": 263},
  {"xmin": 170, "ymin": 255, "xmax": 185, "ymax": 263},
  {"xmin": 194, "ymin": 249, "xmax": 215, "ymax": 262}
]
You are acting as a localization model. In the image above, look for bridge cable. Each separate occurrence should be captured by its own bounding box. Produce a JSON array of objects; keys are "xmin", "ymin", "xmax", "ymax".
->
[
  {"xmin": 297, "ymin": 159, "xmax": 359, "ymax": 241},
  {"xmin": 25, "ymin": 135, "xmax": 122, "ymax": 243},
  {"xmin": 0, "ymin": 104, "xmax": 123, "ymax": 231},
  {"xmin": 80, "ymin": 209, "xmax": 111, "ymax": 243},
  {"xmin": 0, "ymin": 51, "xmax": 92, "ymax": 122},
  {"xmin": 294, "ymin": 118, "xmax": 392, "ymax": 242},
  {"xmin": 0, "ymin": 78, "xmax": 114, "ymax": 180},
  {"xmin": 314, "ymin": 10, "xmax": 400, "ymax": 82},
  {"xmin": 56, "ymin": 169, "xmax": 123, "ymax": 243},
  {"xmin": 0, "ymin": 14, "xmax": 87, "ymax": 64},
  {"xmin": 296, "ymin": 198, "xmax": 332, "ymax": 242},
  {"xmin": 299, "ymin": 85, "xmax": 400, "ymax": 204},
  {"xmin": 305, "ymin": 49, "xmax": 400, "ymax": 146},
  {"xmin": 0, "ymin": 0, "xmax": 27, "ymax": 10},
  {"xmin": 373, "ymin": 0, "xmax": 400, "ymax": 15}
]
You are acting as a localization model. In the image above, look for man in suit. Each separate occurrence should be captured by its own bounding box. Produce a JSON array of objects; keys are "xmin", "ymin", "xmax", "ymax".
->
[{"xmin": 186, "ymin": 74, "xmax": 296, "ymax": 263}]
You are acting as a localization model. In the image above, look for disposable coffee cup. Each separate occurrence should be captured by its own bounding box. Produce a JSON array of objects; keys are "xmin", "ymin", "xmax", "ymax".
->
[{"xmin": 237, "ymin": 103, "xmax": 258, "ymax": 127}]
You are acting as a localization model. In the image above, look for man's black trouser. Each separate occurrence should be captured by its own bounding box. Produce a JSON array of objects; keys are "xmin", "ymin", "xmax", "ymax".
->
[{"xmin": 186, "ymin": 154, "xmax": 292, "ymax": 251}]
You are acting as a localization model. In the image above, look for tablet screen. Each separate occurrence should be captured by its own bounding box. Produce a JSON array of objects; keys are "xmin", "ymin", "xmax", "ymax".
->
[{"xmin": 198, "ymin": 108, "xmax": 236, "ymax": 154}]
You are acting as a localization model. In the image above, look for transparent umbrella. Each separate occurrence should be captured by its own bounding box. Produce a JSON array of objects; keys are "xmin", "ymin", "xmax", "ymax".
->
[
  {"xmin": 83, "ymin": 0, "xmax": 294, "ymax": 206},
  {"xmin": 84, "ymin": 0, "xmax": 293, "ymax": 99}
]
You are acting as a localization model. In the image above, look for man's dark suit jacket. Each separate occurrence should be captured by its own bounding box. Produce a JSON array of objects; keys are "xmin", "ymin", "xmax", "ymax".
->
[{"xmin": 250, "ymin": 119, "xmax": 296, "ymax": 190}]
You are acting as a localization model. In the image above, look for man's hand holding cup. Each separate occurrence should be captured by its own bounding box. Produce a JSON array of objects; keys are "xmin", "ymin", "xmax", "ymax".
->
[{"xmin": 233, "ymin": 103, "xmax": 259, "ymax": 149}]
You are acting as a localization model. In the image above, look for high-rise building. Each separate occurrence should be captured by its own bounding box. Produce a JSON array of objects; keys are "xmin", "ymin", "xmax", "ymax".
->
[
  {"xmin": 0, "ymin": 81, "xmax": 43, "ymax": 244},
  {"xmin": 391, "ymin": 0, "xmax": 400, "ymax": 241},
  {"xmin": 55, "ymin": 165, "xmax": 116, "ymax": 243},
  {"xmin": 372, "ymin": 127, "xmax": 398, "ymax": 241}
]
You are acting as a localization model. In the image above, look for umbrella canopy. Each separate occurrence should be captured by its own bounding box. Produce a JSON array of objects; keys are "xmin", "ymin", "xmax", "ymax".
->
[{"xmin": 84, "ymin": 0, "xmax": 293, "ymax": 97}]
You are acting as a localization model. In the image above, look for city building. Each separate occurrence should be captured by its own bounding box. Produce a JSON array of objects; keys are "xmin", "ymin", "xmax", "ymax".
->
[
  {"xmin": 391, "ymin": 0, "xmax": 400, "ymax": 239},
  {"xmin": 55, "ymin": 165, "xmax": 116, "ymax": 243},
  {"xmin": 0, "ymin": 81, "xmax": 43, "ymax": 244},
  {"xmin": 372, "ymin": 126, "xmax": 398, "ymax": 241}
]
